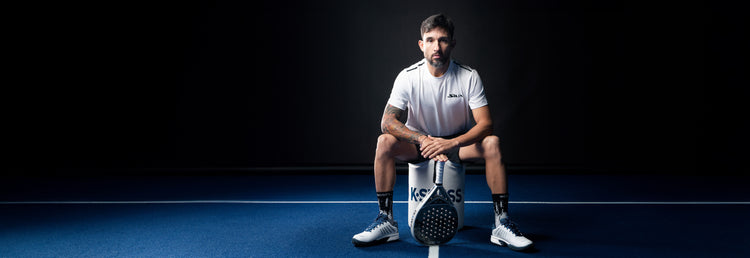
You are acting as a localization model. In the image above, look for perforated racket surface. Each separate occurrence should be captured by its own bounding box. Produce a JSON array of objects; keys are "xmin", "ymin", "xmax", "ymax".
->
[{"xmin": 410, "ymin": 161, "xmax": 458, "ymax": 245}]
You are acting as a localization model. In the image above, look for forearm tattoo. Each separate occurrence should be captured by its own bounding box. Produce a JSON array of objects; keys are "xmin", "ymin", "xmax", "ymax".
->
[{"xmin": 381, "ymin": 105, "xmax": 424, "ymax": 144}]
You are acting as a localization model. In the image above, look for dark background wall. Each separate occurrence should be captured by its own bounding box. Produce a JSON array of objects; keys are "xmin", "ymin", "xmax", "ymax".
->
[{"xmin": 7, "ymin": 0, "xmax": 747, "ymax": 174}]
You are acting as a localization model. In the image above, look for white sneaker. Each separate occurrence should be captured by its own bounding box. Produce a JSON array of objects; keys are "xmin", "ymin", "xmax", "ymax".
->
[
  {"xmin": 491, "ymin": 217, "xmax": 534, "ymax": 251},
  {"xmin": 352, "ymin": 212, "xmax": 399, "ymax": 247}
]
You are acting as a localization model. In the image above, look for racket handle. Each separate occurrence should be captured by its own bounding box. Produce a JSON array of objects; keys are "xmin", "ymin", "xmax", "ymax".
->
[{"xmin": 435, "ymin": 160, "xmax": 445, "ymax": 185}]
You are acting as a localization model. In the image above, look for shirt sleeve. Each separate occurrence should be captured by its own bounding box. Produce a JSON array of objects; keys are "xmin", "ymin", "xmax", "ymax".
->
[
  {"xmin": 468, "ymin": 70, "xmax": 489, "ymax": 109},
  {"xmin": 386, "ymin": 70, "xmax": 410, "ymax": 110}
]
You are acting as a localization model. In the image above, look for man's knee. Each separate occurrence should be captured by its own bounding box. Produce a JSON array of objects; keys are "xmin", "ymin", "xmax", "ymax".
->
[
  {"xmin": 376, "ymin": 134, "xmax": 399, "ymax": 154},
  {"xmin": 482, "ymin": 135, "xmax": 502, "ymax": 159}
]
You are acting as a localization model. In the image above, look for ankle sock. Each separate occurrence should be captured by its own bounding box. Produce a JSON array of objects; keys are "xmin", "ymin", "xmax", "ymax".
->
[
  {"xmin": 492, "ymin": 193, "xmax": 509, "ymax": 223},
  {"xmin": 377, "ymin": 191, "xmax": 394, "ymax": 219}
]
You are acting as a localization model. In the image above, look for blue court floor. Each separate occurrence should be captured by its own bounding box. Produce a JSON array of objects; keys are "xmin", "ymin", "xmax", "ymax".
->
[{"xmin": 1, "ymin": 173, "xmax": 749, "ymax": 257}]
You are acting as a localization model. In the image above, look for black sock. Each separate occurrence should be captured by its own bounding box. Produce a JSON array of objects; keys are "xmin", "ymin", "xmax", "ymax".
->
[
  {"xmin": 492, "ymin": 193, "xmax": 509, "ymax": 220},
  {"xmin": 377, "ymin": 191, "xmax": 394, "ymax": 219}
]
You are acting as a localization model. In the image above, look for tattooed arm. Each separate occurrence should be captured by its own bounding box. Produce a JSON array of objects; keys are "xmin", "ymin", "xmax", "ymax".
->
[{"xmin": 380, "ymin": 104, "xmax": 426, "ymax": 145}]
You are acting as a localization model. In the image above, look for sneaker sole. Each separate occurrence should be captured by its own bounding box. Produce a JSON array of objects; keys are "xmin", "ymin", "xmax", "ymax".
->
[
  {"xmin": 352, "ymin": 235, "xmax": 399, "ymax": 247},
  {"xmin": 491, "ymin": 235, "xmax": 533, "ymax": 251}
]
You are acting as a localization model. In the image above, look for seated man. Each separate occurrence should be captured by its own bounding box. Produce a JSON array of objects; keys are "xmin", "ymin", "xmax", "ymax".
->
[{"xmin": 352, "ymin": 13, "xmax": 533, "ymax": 251}]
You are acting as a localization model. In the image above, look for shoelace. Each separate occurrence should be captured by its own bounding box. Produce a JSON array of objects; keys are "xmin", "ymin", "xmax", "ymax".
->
[
  {"xmin": 499, "ymin": 218, "xmax": 523, "ymax": 236},
  {"xmin": 365, "ymin": 213, "xmax": 391, "ymax": 232}
]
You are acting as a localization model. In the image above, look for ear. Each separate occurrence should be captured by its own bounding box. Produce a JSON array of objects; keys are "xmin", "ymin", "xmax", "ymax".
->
[
  {"xmin": 451, "ymin": 39, "xmax": 457, "ymax": 47},
  {"xmin": 418, "ymin": 40, "xmax": 424, "ymax": 51}
]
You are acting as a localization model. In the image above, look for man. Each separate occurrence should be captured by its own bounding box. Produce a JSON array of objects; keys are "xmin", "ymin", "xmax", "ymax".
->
[{"xmin": 352, "ymin": 14, "xmax": 533, "ymax": 251}]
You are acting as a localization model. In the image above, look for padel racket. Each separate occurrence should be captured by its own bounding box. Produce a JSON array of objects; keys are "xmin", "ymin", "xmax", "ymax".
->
[{"xmin": 409, "ymin": 160, "xmax": 459, "ymax": 245}]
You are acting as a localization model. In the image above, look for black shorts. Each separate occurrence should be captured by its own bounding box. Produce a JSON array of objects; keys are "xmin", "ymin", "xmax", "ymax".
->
[{"xmin": 407, "ymin": 133, "xmax": 463, "ymax": 165}]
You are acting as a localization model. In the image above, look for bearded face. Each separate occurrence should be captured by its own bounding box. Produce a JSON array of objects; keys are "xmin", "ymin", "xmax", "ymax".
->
[{"xmin": 419, "ymin": 27, "xmax": 454, "ymax": 69}]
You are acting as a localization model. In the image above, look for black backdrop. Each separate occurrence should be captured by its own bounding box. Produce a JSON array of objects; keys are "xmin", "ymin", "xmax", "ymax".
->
[{"xmin": 8, "ymin": 0, "xmax": 748, "ymax": 174}]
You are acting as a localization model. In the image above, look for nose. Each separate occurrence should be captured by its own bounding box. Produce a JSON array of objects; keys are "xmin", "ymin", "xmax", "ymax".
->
[{"xmin": 433, "ymin": 42, "xmax": 441, "ymax": 52}]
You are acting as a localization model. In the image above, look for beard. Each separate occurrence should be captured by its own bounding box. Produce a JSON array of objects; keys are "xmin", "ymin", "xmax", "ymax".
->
[
  {"xmin": 428, "ymin": 58, "xmax": 445, "ymax": 68},
  {"xmin": 427, "ymin": 53, "xmax": 449, "ymax": 68}
]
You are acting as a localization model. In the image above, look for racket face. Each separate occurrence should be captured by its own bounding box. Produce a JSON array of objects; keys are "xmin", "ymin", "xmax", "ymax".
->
[{"xmin": 410, "ymin": 186, "xmax": 459, "ymax": 245}]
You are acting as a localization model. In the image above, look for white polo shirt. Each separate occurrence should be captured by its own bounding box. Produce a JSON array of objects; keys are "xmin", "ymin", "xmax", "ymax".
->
[{"xmin": 387, "ymin": 59, "xmax": 488, "ymax": 137}]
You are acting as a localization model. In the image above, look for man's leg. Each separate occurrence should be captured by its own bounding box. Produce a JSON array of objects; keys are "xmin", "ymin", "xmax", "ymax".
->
[
  {"xmin": 353, "ymin": 134, "xmax": 419, "ymax": 247},
  {"xmin": 459, "ymin": 135, "xmax": 533, "ymax": 251},
  {"xmin": 374, "ymin": 134, "xmax": 420, "ymax": 192},
  {"xmin": 459, "ymin": 135, "xmax": 506, "ymax": 193}
]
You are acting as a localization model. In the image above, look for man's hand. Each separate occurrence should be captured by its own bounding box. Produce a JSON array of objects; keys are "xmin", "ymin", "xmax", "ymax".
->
[
  {"xmin": 420, "ymin": 136, "xmax": 460, "ymax": 160},
  {"xmin": 432, "ymin": 154, "xmax": 449, "ymax": 162}
]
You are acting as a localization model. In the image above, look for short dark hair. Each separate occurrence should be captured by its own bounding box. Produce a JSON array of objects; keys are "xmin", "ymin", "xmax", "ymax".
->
[{"xmin": 420, "ymin": 13, "xmax": 455, "ymax": 39}]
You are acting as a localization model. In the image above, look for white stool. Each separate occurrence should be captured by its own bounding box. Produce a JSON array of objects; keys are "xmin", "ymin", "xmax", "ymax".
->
[{"xmin": 407, "ymin": 160, "xmax": 466, "ymax": 230}]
